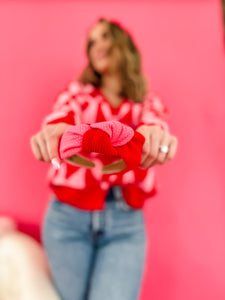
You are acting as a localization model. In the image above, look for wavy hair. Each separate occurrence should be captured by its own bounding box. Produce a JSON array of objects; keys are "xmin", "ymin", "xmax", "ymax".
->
[{"xmin": 78, "ymin": 18, "xmax": 147, "ymax": 103}]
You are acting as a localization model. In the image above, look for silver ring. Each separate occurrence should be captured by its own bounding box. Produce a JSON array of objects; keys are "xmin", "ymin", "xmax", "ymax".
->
[{"xmin": 159, "ymin": 145, "xmax": 169, "ymax": 154}]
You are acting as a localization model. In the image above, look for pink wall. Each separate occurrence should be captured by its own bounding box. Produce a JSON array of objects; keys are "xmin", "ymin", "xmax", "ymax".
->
[{"xmin": 0, "ymin": 0, "xmax": 225, "ymax": 299}]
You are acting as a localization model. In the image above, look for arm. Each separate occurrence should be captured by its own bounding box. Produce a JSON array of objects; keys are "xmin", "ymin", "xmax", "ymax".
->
[
  {"xmin": 30, "ymin": 82, "xmax": 82, "ymax": 167},
  {"xmin": 136, "ymin": 92, "xmax": 178, "ymax": 168}
]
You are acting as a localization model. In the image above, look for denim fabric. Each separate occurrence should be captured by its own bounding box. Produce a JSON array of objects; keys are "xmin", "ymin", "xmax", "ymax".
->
[{"xmin": 42, "ymin": 187, "xmax": 146, "ymax": 300}]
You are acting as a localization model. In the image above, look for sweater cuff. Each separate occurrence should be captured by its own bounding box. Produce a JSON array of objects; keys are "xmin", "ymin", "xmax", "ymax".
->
[
  {"xmin": 137, "ymin": 120, "xmax": 169, "ymax": 132},
  {"xmin": 42, "ymin": 111, "xmax": 75, "ymax": 128}
]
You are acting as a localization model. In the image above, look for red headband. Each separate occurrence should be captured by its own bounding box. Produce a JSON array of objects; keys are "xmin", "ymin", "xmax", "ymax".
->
[{"xmin": 60, "ymin": 121, "xmax": 145, "ymax": 171}]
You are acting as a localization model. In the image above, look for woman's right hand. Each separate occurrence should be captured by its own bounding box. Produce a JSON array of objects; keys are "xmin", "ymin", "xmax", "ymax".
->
[{"xmin": 30, "ymin": 122, "xmax": 71, "ymax": 168}]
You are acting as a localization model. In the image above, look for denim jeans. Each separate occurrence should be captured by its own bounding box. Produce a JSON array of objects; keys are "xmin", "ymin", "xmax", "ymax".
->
[{"xmin": 42, "ymin": 187, "xmax": 146, "ymax": 300}]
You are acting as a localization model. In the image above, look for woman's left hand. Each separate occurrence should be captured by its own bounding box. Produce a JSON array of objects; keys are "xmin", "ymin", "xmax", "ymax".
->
[{"xmin": 136, "ymin": 125, "xmax": 178, "ymax": 168}]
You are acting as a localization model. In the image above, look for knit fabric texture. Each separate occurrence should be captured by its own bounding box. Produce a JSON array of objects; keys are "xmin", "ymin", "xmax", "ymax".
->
[
  {"xmin": 60, "ymin": 121, "xmax": 145, "ymax": 171},
  {"xmin": 42, "ymin": 81, "xmax": 168, "ymax": 210}
]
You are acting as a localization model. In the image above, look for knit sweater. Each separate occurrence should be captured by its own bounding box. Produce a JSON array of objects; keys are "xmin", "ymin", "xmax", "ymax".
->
[{"xmin": 43, "ymin": 81, "xmax": 169, "ymax": 210}]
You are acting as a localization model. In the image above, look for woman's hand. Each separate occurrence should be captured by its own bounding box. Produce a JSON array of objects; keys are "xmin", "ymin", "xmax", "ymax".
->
[
  {"xmin": 30, "ymin": 123, "xmax": 71, "ymax": 168},
  {"xmin": 136, "ymin": 125, "xmax": 178, "ymax": 168}
]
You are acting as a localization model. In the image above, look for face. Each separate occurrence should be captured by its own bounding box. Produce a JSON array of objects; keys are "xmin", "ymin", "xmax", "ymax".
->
[{"xmin": 87, "ymin": 22, "xmax": 121, "ymax": 74}]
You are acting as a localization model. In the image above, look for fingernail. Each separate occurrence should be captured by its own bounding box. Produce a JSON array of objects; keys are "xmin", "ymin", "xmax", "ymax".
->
[{"xmin": 51, "ymin": 158, "xmax": 61, "ymax": 169}]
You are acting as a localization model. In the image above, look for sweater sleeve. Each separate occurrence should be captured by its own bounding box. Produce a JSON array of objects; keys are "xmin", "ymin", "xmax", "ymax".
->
[
  {"xmin": 138, "ymin": 91, "xmax": 169, "ymax": 131},
  {"xmin": 42, "ymin": 81, "xmax": 82, "ymax": 128}
]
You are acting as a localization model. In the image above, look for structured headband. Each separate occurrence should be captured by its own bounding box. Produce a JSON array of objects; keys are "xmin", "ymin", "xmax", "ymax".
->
[{"xmin": 60, "ymin": 121, "xmax": 145, "ymax": 173}]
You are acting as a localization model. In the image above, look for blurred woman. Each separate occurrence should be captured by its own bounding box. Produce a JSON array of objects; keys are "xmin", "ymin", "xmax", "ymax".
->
[{"xmin": 30, "ymin": 18, "xmax": 178, "ymax": 300}]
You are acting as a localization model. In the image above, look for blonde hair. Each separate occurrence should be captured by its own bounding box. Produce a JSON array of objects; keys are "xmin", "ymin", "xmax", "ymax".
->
[{"xmin": 78, "ymin": 18, "xmax": 147, "ymax": 103}]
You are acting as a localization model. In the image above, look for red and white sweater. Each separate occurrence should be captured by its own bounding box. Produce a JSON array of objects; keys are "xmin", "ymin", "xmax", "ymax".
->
[{"xmin": 43, "ymin": 81, "xmax": 169, "ymax": 210}]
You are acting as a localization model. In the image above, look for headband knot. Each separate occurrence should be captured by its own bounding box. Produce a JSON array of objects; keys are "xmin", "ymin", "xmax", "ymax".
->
[{"xmin": 60, "ymin": 121, "xmax": 145, "ymax": 170}]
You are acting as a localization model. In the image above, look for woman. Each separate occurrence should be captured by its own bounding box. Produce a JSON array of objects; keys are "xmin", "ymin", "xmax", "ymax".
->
[{"xmin": 30, "ymin": 18, "xmax": 178, "ymax": 300}]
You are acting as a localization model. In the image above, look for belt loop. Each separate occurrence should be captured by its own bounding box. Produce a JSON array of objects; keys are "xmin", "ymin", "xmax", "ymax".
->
[
  {"xmin": 113, "ymin": 186, "xmax": 131, "ymax": 211},
  {"xmin": 92, "ymin": 211, "xmax": 100, "ymax": 232},
  {"xmin": 91, "ymin": 211, "xmax": 104, "ymax": 239},
  {"xmin": 112, "ymin": 186, "xmax": 123, "ymax": 201}
]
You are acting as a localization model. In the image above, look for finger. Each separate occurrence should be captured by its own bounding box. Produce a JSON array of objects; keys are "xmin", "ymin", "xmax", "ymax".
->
[
  {"xmin": 30, "ymin": 136, "xmax": 44, "ymax": 161},
  {"xmin": 150, "ymin": 131, "xmax": 161, "ymax": 161},
  {"xmin": 164, "ymin": 136, "xmax": 178, "ymax": 163},
  {"xmin": 147, "ymin": 160, "xmax": 158, "ymax": 168},
  {"xmin": 140, "ymin": 133, "xmax": 160, "ymax": 168},
  {"xmin": 140, "ymin": 142, "xmax": 156, "ymax": 168},
  {"xmin": 157, "ymin": 133, "xmax": 171, "ymax": 164},
  {"xmin": 140, "ymin": 153, "xmax": 156, "ymax": 168},
  {"xmin": 45, "ymin": 135, "xmax": 61, "ymax": 162},
  {"xmin": 35, "ymin": 133, "xmax": 51, "ymax": 162},
  {"xmin": 140, "ymin": 139, "xmax": 150, "ymax": 165}
]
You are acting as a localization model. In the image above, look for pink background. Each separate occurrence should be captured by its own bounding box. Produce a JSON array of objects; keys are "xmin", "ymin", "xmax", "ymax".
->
[{"xmin": 0, "ymin": 0, "xmax": 225, "ymax": 299}]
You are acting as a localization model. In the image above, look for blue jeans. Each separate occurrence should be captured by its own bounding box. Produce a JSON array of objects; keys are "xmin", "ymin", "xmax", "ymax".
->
[{"xmin": 42, "ymin": 187, "xmax": 146, "ymax": 300}]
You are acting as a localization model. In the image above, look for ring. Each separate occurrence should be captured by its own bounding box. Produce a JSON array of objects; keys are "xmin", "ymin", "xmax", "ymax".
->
[{"xmin": 159, "ymin": 145, "xmax": 169, "ymax": 154}]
